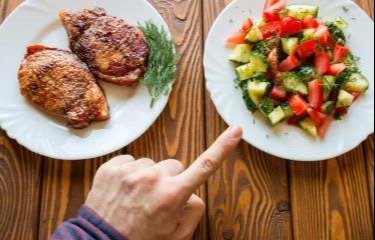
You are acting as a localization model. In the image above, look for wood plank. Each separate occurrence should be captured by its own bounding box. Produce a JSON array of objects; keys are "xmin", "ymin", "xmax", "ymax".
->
[
  {"xmin": 38, "ymin": 151, "xmax": 123, "ymax": 239},
  {"xmin": 290, "ymin": 151, "xmax": 373, "ymax": 240},
  {"xmin": 127, "ymin": 0, "xmax": 208, "ymax": 239},
  {"xmin": 363, "ymin": 135, "xmax": 374, "ymax": 221},
  {"xmin": 0, "ymin": 129, "xmax": 42, "ymax": 240},
  {"xmin": 0, "ymin": 1, "xmax": 42, "ymax": 239},
  {"xmin": 202, "ymin": 0, "xmax": 292, "ymax": 239}
]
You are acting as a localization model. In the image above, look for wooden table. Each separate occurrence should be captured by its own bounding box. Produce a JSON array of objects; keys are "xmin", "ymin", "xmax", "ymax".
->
[{"xmin": 0, "ymin": 0, "xmax": 373, "ymax": 239}]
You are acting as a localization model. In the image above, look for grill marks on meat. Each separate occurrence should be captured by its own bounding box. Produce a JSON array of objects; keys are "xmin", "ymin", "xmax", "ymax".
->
[
  {"xmin": 59, "ymin": 8, "xmax": 149, "ymax": 86},
  {"xmin": 18, "ymin": 45, "xmax": 110, "ymax": 129}
]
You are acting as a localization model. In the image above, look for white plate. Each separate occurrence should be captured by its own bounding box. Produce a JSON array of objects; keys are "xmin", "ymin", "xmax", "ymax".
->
[
  {"xmin": 0, "ymin": 0, "xmax": 172, "ymax": 160},
  {"xmin": 204, "ymin": 0, "xmax": 374, "ymax": 161}
]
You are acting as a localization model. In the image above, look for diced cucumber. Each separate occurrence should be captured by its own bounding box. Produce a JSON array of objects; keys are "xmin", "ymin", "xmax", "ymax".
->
[
  {"xmin": 342, "ymin": 72, "xmax": 369, "ymax": 93},
  {"xmin": 337, "ymin": 90, "xmax": 354, "ymax": 108},
  {"xmin": 246, "ymin": 26, "xmax": 263, "ymax": 43},
  {"xmin": 321, "ymin": 101, "xmax": 335, "ymax": 115},
  {"xmin": 300, "ymin": 29, "xmax": 315, "ymax": 42},
  {"xmin": 281, "ymin": 103, "xmax": 295, "ymax": 118},
  {"xmin": 282, "ymin": 72, "xmax": 309, "ymax": 95},
  {"xmin": 259, "ymin": 97, "xmax": 275, "ymax": 117},
  {"xmin": 281, "ymin": 5, "xmax": 319, "ymax": 21},
  {"xmin": 322, "ymin": 75, "xmax": 336, "ymax": 100},
  {"xmin": 248, "ymin": 80, "xmax": 271, "ymax": 106},
  {"xmin": 268, "ymin": 106, "xmax": 286, "ymax": 126},
  {"xmin": 229, "ymin": 44, "xmax": 252, "ymax": 63},
  {"xmin": 235, "ymin": 53, "xmax": 269, "ymax": 81},
  {"xmin": 332, "ymin": 17, "xmax": 348, "ymax": 30},
  {"xmin": 298, "ymin": 66, "xmax": 316, "ymax": 82},
  {"xmin": 299, "ymin": 118, "xmax": 318, "ymax": 137},
  {"xmin": 249, "ymin": 53, "xmax": 268, "ymax": 72},
  {"xmin": 236, "ymin": 63, "xmax": 254, "ymax": 81},
  {"xmin": 282, "ymin": 38, "xmax": 299, "ymax": 55},
  {"xmin": 240, "ymin": 80, "xmax": 258, "ymax": 112}
]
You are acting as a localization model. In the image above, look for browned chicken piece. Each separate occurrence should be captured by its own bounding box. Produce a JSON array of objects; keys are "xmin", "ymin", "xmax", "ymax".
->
[
  {"xmin": 18, "ymin": 45, "xmax": 110, "ymax": 129},
  {"xmin": 59, "ymin": 7, "xmax": 149, "ymax": 86}
]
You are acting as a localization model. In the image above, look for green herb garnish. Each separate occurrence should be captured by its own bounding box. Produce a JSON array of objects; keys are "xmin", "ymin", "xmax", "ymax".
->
[{"xmin": 138, "ymin": 21, "xmax": 178, "ymax": 107}]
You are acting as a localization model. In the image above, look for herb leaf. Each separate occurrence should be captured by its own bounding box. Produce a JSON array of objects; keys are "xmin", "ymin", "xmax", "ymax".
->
[{"xmin": 138, "ymin": 21, "xmax": 178, "ymax": 107}]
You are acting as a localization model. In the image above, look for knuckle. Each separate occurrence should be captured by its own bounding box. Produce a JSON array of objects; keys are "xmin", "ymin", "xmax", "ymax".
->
[
  {"xmin": 198, "ymin": 155, "xmax": 217, "ymax": 174},
  {"xmin": 159, "ymin": 187, "xmax": 180, "ymax": 209},
  {"xmin": 137, "ymin": 170, "xmax": 160, "ymax": 184}
]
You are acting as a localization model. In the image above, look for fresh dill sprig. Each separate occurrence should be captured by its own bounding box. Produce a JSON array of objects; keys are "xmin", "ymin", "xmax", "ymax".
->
[{"xmin": 138, "ymin": 21, "xmax": 178, "ymax": 108}]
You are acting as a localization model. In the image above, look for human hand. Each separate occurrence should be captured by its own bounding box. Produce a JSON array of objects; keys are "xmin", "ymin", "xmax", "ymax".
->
[{"xmin": 85, "ymin": 126, "xmax": 243, "ymax": 240}]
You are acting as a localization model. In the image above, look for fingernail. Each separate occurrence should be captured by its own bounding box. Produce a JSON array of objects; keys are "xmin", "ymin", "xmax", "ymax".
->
[{"xmin": 228, "ymin": 125, "xmax": 243, "ymax": 139}]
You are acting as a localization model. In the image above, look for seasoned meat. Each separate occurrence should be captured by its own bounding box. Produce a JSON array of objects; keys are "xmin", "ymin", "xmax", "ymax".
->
[
  {"xmin": 18, "ymin": 45, "xmax": 110, "ymax": 129},
  {"xmin": 59, "ymin": 7, "xmax": 149, "ymax": 86}
]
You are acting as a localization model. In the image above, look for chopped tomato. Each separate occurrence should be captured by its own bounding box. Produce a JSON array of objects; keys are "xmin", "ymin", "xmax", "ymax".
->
[
  {"xmin": 270, "ymin": 86, "xmax": 288, "ymax": 101},
  {"xmin": 315, "ymin": 51, "xmax": 330, "ymax": 75},
  {"xmin": 307, "ymin": 108, "xmax": 326, "ymax": 126},
  {"xmin": 314, "ymin": 25, "xmax": 332, "ymax": 45},
  {"xmin": 263, "ymin": 11, "xmax": 281, "ymax": 22},
  {"xmin": 279, "ymin": 54, "xmax": 299, "ymax": 72},
  {"xmin": 259, "ymin": 21, "xmax": 283, "ymax": 39},
  {"xmin": 308, "ymin": 80, "xmax": 324, "ymax": 110},
  {"xmin": 303, "ymin": 15, "xmax": 319, "ymax": 29},
  {"xmin": 296, "ymin": 40, "xmax": 316, "ymax": 59},
  {"xmin": 333, "ymin": 44, "xmax": 349, "ymax": 63},
  {"xmin": 267, "ymin": 48, "xmax": 279, "ymax": 71},
  {"xmin": 264, "ymin": 0, "xmax": 287, "ymax": 12},
  {"xmin": 350, "ymin": 91, "xmax": 362, "ymax": 100},
  {"xmin": 328, "ymin": 63, "xmax": 347, "ymax": 76},
  {"xmin": 289, "ymin": 95, "xmax": 309, "ymax": 116},
  {"xmin": 318, "ymin": 115, "xmax": 334, "ymax": 138},
  {"xmin": 281, "ymin": 17, "xmax": 303, "ymax": 36},
  {"xmin": 226, "ymin": 18, "xmax": 253, "ymax": 47},
  {"xmin": 335, "ymin": 107, "xmax": 348, "ymax": 116},
  {"xmin": 288, "ymin": 114, "xmax": 306, "ymax": 125},
  {"xmin": 242, "ymin": 18, "xmax": 254, "ymax": 32}
]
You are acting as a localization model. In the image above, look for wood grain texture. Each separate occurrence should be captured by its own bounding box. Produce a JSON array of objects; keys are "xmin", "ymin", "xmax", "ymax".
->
[
  {"xmin": 203, "ymin": 0, "xmax": 292, "ymax": 239},
  {"xmin": 363, "ymin": 135, "xmax": 374, "ymax": 221},
  {"xmin": 127, "ymin": 0, "xmax": 208, "ymax": 239},
  {"xmin": 290, "ymin": 150, "xmax": 373, "ymax": 240},
  {"xmin": 0, "ymin": 130, "xmax": 42, "ymax": 240},
  {"xmin": 37, "ymin": 151, "xmax": 124, "ymax": 239}
]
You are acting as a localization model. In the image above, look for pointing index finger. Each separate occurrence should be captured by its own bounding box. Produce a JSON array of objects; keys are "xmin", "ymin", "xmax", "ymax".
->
[{"xmin": 177, "ymin": 126, "xmax": 243, "ymax": 193}]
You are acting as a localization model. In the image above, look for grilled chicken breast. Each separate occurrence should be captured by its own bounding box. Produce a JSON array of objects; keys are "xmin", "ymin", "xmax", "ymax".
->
[
  {"xmin": 18, "ymin": 45, "xmax": 110, "ymax": 129},
  {"xmin": 59, "ymin": 7, "xmax": 149, "ymax": 86}
]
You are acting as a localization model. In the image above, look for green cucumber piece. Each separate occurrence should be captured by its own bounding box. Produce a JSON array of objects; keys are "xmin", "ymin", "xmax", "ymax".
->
[
  {"xmin": 235, "ymin": 53, "xmax": 268, "ymax": 81},
  {"xmin": 342, "ymin": 72, "xmax": 369, "ymax": 93},
  {"xmin": 298, "ymin": 66, "xmax": 316, "ymax": 82},
  {"xmin": 332, "ymin": 17, "xmax": 348, "ymax": 30},
  {"xmin": 281, "ymin": 103, "xmax": 295, "ymax": 118},
  {"xmin": 268, "ymin": 106, "xmax": 286, "ymax": 126},
  {"xmin": 282, "ymin": 38, "xmax": 299, "ymax": 55},
  {"xmin": 321, "ymin": 101, "xmax": 335, "ymax": 115},
  {"xmin": 259, "ymin": 97, "xmax": 275, "ymax": 117},
  {"xmin": 245, "ymin": 26, "xmax": 263, "ymax": 43},
  {"xmin": 299, "ymin": 118, "xmax": 318, "ymax": 137},
  {"xmin": 322, "ymin": 75, "xmax": 336, "ymax": 101},
  {"xmin": 301, "ymin": 28, "xmax": 316, "ymax": 42},
  {"xmin": 281, "ymin": 5, "xmax": 319, "ymax": 21},
  {"xmin": 337, "ymin": 90, "xmax": 354, "ymax": 108},
  {"xmin": 248, "ymin": 80, "xmax": 271, "ymax": 106},
  {"xmin": 229, "ymin": 44, "xmax": 252, "ymax": 63},
  {"xmin": 282, "ymin": 72, "xmax": 309, "ymax": 95}
]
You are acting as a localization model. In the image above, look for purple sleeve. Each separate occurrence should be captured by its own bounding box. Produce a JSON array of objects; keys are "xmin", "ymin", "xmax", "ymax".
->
[{"xmin": 50, "ymin": 205, "xmax": 127, "ymax": 240}]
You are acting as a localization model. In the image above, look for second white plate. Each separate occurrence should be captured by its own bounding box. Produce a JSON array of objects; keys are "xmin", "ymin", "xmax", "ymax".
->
[{"xmin": 204, "ymin": 0, "xmax": 374, "ymax": 161}]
